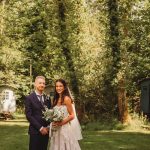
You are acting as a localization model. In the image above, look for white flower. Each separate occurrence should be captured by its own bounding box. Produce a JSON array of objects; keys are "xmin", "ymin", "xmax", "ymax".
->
[{"xmin": 43, "ymin": 106, "xmax": 64, "ymax": 122}]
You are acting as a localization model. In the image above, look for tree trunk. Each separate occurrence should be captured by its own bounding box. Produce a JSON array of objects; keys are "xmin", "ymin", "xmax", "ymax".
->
[
  {"xmin": 0, "ymin": 0, "xmax": 6, "ymax": 46},
  {"xmin": 107, "ymin": 0, "xmax": 121, "ymax": 115},
  {"xmin": 108, "ymin": 0, "xmax": 130, "ymax": 123},
  {"xmin": 118, "ymin": 78, "xmax": 129, "ymax": 124},
  {"xmin": 108, "ymin": 0, "xmax": 120, "ymax": 74},
  {"xmin": 57, "ymin": 0, "xmax": 79, "ymax": 97}
]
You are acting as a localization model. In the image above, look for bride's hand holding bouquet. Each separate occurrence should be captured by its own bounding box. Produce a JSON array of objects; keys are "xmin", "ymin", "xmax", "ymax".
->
[{"xmin": 43, "ymin": 106, "xmax": 64, "ymax": 131}]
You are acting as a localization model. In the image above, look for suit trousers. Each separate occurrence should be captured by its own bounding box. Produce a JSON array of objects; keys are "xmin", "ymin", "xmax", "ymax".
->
[{"xmin": 29, "ymin": 134, "xmax": 49, "ymax": 150}]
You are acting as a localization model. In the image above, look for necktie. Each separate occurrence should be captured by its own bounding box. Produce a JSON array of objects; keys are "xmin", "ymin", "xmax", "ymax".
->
[{"xmin": 37, "ymin": 95, "xmax": 44, "ymax": 106}]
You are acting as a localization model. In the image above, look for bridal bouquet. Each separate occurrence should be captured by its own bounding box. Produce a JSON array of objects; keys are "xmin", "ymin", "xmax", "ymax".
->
[
  {"xmin": 43, "ymin": 106, "xmax": 64, "ymax": 122},
  {"xmin": 43, "ymin": 107, "xmax": 64, "ymax": 133}
]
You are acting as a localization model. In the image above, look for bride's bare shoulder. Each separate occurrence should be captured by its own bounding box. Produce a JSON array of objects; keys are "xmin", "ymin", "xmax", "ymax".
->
[{"xmin": 64, "ymin": 96, "xmax": 72, "ymax": 104}]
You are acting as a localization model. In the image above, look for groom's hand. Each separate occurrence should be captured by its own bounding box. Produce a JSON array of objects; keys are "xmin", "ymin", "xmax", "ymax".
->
[{"xmin": 40, "ymin": 127, "xmax": 48, "ymax": 135}]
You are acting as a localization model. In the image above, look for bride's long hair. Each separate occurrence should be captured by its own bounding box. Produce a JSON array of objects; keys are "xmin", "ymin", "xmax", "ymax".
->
[{"xmin": 53, "ymin": 79, "xmax": 74, "ymax": 106}]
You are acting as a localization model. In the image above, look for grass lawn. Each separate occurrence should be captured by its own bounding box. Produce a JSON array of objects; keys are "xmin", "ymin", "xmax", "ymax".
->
[
  {"xmin": 1, "ymin": 114, "xmax": 150, "ymax": 150},
  {"xmin": 81, "ymin": 130, "xmax": 150, "ymax": 150}
]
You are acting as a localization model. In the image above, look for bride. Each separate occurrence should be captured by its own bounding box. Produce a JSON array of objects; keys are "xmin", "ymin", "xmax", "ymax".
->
[{"xmin": 49, "ymin": 79, "xmax": 82, "ymax": 150}]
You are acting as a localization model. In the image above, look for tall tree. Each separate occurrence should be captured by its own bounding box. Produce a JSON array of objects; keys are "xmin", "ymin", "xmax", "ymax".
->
[
  {"xmin": 57, "ymin": 0, "xmax": 80, "ymax": 98},
  {"xmin": 107, "ymin": 0, "xmax": 131, "ymax": 123}
]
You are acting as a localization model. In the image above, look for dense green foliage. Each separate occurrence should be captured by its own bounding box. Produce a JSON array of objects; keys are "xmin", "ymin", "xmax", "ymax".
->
[{"xmin": 0, "ymin": 0, "xmax": 149, "ymax": 120}]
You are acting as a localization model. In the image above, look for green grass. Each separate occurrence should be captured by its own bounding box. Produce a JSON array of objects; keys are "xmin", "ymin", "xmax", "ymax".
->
[
  {"xmin": 1, "ymin": 114, "xmax": 150, "ymax": 150},
  {"xmin": 0, "ymin": 114, "xmax": 29, "ymax": 150},
  {"xmin": 80, "ymin": 130, "xmax": 150, "ymax": 150}
]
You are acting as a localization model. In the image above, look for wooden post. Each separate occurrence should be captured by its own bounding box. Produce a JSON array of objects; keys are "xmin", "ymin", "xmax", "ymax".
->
[
  {"xmin": 0, "ymin": 0, "xmax": 6, "ymax": 36},
  {"xmin": 0, "ymin": 0, "xmax": 6, "ymax": 47},
  {"xmin": 30, "ymin": 59, "xmax": 32, "ymax": 92}
]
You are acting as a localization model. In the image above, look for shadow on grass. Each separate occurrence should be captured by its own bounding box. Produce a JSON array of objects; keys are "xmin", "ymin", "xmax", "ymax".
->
[
  {"xmin": 2, "ymin": 120, "xmax": 28, "ymax": 123},
  {"xmin": 13, "ymin": 116, "xmax": 27, "ymax": 120},
  {"xmin": 0, "ymin": 114, "xmax": 28, "ymax": 124}
]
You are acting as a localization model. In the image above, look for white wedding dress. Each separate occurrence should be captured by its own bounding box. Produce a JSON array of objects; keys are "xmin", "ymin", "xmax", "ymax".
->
[{"xmin": 49, "ymin": 104, "xmax": 82, "ymax": 150}]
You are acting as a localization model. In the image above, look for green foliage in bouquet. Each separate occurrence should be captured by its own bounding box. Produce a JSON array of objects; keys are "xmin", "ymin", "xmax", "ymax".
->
[{"xmin": 43, "ymin": 106, "xmax": 64, "ymax": 122}]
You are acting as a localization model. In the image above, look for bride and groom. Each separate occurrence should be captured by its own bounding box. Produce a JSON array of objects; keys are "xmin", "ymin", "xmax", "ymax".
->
[{"xmin": 24, "ymin": 76, "xmax": 82, "ymax": 150}]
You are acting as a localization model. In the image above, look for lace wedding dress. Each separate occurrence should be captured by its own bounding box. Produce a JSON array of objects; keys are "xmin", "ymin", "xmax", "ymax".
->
[{"xmin": 49, "ymin": 104, "xmax": 82, "ymax": 150}]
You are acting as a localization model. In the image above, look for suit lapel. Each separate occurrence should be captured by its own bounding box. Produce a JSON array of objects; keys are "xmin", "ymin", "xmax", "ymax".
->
[
  {"xmin": 43, "ymin": 94, "xmax": 48, "ymax": 106},
  {"xmin": 32, "ymin": 92, "xmax": 44, "ymax": 108}
]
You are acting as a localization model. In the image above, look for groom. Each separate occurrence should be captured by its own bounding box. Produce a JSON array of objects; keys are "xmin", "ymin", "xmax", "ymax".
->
[{"xmin": 25, "ymin": 76, "xmax": 51, "ymax": 150}]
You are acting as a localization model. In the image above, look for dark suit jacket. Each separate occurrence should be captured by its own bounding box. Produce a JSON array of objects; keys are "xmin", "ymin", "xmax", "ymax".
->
[{"xmin": 25, "ymin": 92, "xmax": 51, "ymax": 135}]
